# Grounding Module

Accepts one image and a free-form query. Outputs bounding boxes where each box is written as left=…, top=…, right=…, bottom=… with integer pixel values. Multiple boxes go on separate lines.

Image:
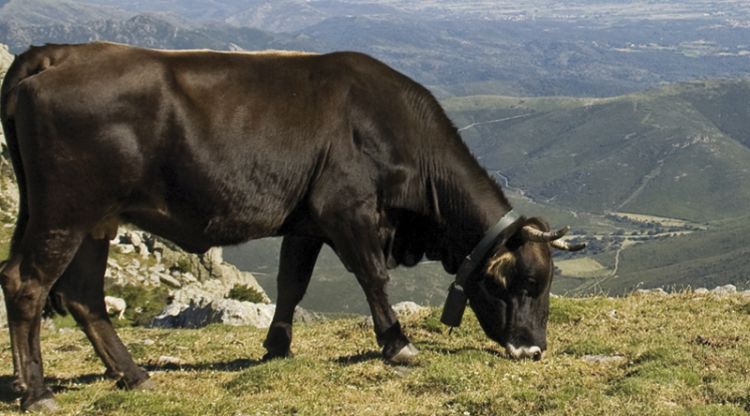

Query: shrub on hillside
left=106, top=284, right=170, bottom=327
left=226, top=284, right=266, bottom=304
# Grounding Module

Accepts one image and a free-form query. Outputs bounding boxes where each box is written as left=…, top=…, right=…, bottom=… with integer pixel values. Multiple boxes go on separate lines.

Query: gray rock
left=711, top=284, right=737, bottom=295
left=159, top=273, right=182, bottom=288
left=149, top=265, right=166, bottom=274
left=392, top=301, right=427, bottom=319
left=583, top=355, right=627, bottom=364
left=118, top=244, right=135, bottom=254
left=151, top=297, right=275, bottom=329
left=0, top=291, right=5, bottom=328
left=182, top=272, right=198, bottom=284
left=155, top=355, right=183, bottom=366
left=635, top=288, right=667, bottom=295
left=148, top=273, right=161, bottom=286
left=137, top=243, right=150, bottom=258
left=362, top=301, right=426, bottom=327
left=203, top=247, right=225, bottom=270
left=293, top=306, right=322, bottom=325
left=694, top=288, right=709, bottom=295
left=213, top=299, right=275, bottom=327
left=129, top=232, right=143, bottom=247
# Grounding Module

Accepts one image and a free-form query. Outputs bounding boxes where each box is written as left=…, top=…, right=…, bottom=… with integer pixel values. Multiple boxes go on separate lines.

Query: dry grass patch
left=0, top=293, right=748, bottom=415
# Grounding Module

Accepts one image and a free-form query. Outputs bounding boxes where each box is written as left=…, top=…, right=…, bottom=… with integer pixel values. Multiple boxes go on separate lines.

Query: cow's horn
left=521, top=225, right=586, bottom=251
left=521, top=225, right=570, bottom=242
left=550, top=239, right=587, bottom=252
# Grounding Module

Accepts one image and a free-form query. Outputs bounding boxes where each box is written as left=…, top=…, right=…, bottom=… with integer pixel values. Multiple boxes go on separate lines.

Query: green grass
left=0, top=293, right=748, bottom=415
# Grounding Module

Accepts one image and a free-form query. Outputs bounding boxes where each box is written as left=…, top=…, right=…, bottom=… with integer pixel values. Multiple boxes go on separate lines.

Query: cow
left=0, top=42, right=584, bottom=412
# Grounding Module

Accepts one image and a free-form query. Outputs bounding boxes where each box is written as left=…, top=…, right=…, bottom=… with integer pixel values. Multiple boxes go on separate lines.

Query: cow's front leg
left=263, top=236, right=322, bottom=360
left=319, top=209, right=418, bottom=363
left=354, top=265, right=418, bottom=363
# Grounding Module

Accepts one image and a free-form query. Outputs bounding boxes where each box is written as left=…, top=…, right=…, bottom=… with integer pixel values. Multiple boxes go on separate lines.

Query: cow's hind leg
left=49, top=235, right=152, bottom=390
left=263, top=236, right=323, bottom=360
left=1, top=227, right=84, bottom=412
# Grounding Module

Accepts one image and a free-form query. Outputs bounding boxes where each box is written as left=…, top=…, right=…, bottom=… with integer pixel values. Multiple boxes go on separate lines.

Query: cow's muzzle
left=506, top=344, right=544, bottom=361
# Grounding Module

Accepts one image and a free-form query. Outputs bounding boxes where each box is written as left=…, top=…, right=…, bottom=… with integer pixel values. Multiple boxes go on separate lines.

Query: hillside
left=446, top=79, right=750, bottom=222
left=0, top=14, right=315, bottom=53
left=0, top=292, right=747, bottom=414
left=443, top=80, right=750, bottom=294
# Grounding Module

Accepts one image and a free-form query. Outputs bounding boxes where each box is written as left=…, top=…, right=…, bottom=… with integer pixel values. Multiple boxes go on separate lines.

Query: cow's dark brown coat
left=1, top=42, right=576, bottom=411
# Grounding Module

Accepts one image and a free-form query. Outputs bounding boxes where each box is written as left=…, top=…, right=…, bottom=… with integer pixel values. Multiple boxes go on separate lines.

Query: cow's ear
left=485, top=251, right=516, bottom=289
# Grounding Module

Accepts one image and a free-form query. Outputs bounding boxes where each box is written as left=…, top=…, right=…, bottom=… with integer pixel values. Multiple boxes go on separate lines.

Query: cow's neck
left=428, top=146, right=513, bottom=265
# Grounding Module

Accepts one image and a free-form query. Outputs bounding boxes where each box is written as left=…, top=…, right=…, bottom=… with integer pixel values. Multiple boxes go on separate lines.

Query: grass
left=555, top=258, right=610, bottom=279
left=0, top=293, right=748, bottom=415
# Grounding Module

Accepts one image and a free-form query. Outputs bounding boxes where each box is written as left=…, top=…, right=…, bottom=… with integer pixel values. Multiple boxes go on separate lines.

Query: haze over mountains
left=1, top=0, right=749, bottom=312
left=2, top=0, right=750, bottom=96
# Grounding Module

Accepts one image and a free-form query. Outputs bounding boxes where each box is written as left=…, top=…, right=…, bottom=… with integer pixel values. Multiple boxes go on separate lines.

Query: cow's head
left=465, top=218, right=584, bottom=360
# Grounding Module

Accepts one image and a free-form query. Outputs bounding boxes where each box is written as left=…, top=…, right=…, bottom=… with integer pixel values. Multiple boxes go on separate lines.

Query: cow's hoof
left=262, top=350, right=293, bottom=361
left=132, top=378, right=156, bottom=391
left=10, top=378, right=27, bottom=395
left=116, top=372, right=152, bottom=390
left=387, top=343, right=419, bottom=364
left=23, top=397, right=59, bottom=413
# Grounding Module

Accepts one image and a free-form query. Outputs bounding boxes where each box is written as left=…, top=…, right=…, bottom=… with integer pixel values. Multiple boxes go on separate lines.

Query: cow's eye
left=482, top=276, right=506, bottom=297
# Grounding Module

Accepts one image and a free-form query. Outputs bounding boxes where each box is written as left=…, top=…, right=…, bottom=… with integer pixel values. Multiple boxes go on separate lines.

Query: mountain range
left=1, top=1, right=749, bottom=312
left=2, top=0, right=750, bottom=97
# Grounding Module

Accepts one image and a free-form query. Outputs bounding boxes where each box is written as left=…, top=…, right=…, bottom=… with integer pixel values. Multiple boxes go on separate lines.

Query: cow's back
left=2, top=42, right=443, bottom=251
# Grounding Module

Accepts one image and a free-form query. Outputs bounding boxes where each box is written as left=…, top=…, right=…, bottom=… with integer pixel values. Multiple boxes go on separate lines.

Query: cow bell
left=440, top=282, right=468, bottom=327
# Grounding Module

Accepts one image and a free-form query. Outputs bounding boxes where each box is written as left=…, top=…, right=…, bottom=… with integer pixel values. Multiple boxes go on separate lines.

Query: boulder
left=583, top=355, right=627, bottom=365
left=711, top=284, right=737, bottom=296
left=392, top=301, right=427, bottom=319
left=0, top=291, right=5, bottom=328
left=151, top=297, right=276, bottom=329
left=362, top=301, right=426, bottom=327
left=635, top=288, right=668, bottom=296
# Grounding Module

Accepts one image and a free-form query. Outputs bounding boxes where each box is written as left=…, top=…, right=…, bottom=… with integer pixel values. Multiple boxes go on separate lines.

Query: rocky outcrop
left=0, top=42, right=275, bottom=329
left=0, top=43, right=17, bottom=209
left=107, top=229, right=268, bottom=300
left=0, top=44, right=12, bottom=150
left=151, top=298, right=278, bottom=329
left=151, top=297, right=319, bottom=329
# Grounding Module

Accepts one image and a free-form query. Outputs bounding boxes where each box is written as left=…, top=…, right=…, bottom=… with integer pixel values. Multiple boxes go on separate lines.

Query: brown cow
left=0, top=42, right=583, bottom=411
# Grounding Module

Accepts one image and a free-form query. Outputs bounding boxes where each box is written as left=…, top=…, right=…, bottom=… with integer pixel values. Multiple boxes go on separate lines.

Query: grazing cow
left=0, top=42, right=584, bottom=411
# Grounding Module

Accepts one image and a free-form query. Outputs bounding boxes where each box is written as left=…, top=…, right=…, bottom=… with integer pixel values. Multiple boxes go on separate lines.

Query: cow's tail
left=0, top=47, right=47, bottom=258
left=2, top=47, right=73, bottom=317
